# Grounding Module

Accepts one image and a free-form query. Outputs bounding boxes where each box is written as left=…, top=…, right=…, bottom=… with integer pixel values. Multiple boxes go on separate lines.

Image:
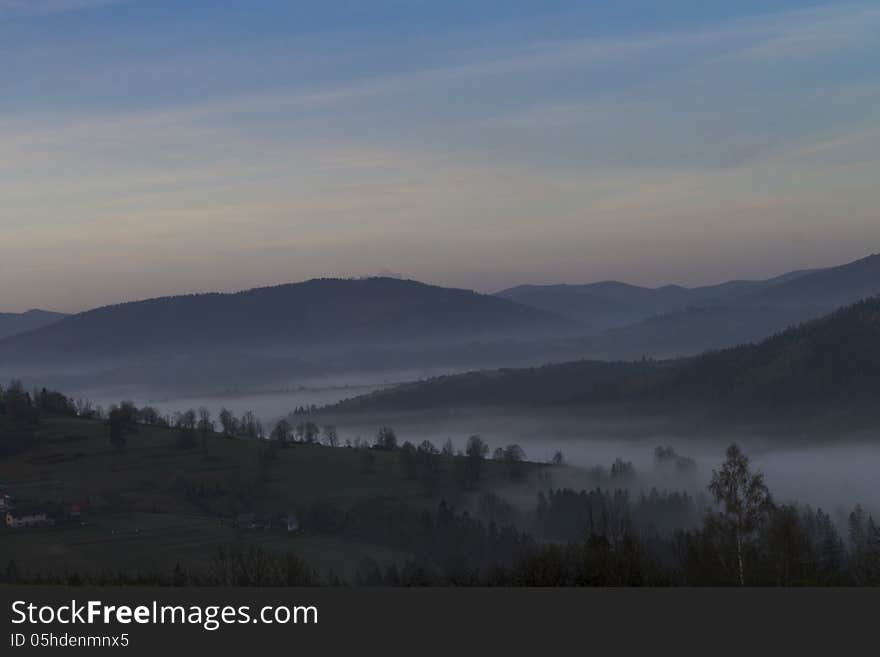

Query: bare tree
left=197, top=407, right=214, bottom=451
left=296, top=421, right=320, bottom=444
left=374, top=426, right=397, bottom=451
left=465, top=435, right=489, bottom=483
left=219, top=407, right=238, bottom=437
left=322, top=425, right=339, bottom=448
left=708, top=444, right=773, bottom=586
left=270, top=418, right=293, bottom=443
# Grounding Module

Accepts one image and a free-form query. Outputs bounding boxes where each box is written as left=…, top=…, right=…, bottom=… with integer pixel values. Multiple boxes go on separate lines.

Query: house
left=6, top=507, right=55, bottom=528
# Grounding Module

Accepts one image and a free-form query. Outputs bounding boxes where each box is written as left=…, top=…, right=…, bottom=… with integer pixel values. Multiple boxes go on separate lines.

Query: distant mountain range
left=0, top=277, right=572, bottom=365
left=327, top=294, right=880, bottom=426
left=0, top=309, right=66, bottom=340
left=499, top=253, right=880, bottom=359
left=495, top=268, right=818, bottom=329
left=3, top=254, right=879, bottom=399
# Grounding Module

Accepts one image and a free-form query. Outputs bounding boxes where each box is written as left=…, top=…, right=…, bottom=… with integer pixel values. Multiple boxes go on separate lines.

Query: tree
left=848, top=504, right=880, bottom=585
left=174, top=409, right=198, bottom=449
left=197, top=407, right=213, bottom=433
left=117, top=400, right=138, bottom=426
left=708, top=444, right=772, bottom=586
left=418, top=440, right=438, bottom=455
left=197, top=407, right=213, bottom=450
left=4, top=379, right=38, bottom=424
left=465, top=435, right=489, bottom=483
left=270, top=419, right=293, bottom=443
left=296, top=421, right=320, bottom=444
left=139, top=405, right=162, bottom=426
left=322, top=425, right=339, bottom=448
left=74, top=398, right=96, bottom=419
left=497, top=444, right=526, bottom=481
left=219, top=407, right=238, bottom=437
left=465, top=435, right=488, bottom=460
left=175, top=409, right=197, bottom=430
left=375, top=426, right=398, bottom=451
left=239, top=410, right=262, bottom=440
left=610, top=458, right=634, bottom=480
left=399, top=441, right=418, bottom=479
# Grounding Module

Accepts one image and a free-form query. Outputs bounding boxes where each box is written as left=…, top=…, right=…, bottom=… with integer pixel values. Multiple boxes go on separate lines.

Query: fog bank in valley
left=325, top=410, right=880, bottom=520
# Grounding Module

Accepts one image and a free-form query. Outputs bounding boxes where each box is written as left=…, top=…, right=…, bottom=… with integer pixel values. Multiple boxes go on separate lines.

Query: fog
left=62, top=378, right=880, bottom=519
left=84, top=382, right=389, bottom=425
left=7, top=366, right=879, bottom=521
left=325, top=410, right=880, bottom=520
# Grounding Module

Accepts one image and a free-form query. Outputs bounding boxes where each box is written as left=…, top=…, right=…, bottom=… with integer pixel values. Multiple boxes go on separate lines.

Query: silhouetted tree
left=270, top=419, right=293, bottom=443
left=375, top=426, right=398, bottom=451
left=708, top=444, right=773, bottom=585
left=322, top=425, right=339, bottom=447
left=219, top=407, right=238, bottom=437
left=465, top=435, right=489, bottom=483
left=296, top=421, right=320, bottom=444
left=197, top=407, right=213, bottom=450
left=399, top=441, right=418, bottom=479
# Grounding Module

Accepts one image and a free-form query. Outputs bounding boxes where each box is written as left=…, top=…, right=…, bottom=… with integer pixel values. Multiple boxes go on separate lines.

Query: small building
left=6, top=507, right=55, bottom=529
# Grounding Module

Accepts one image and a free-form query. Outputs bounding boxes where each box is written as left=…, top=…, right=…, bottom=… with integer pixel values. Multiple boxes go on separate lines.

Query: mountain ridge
left=0, top=277, right=574, bottom=364
left=496, top=254, right=880, bottom=358
left=0, top=309, right=67, bottom=340
left=326, top=293, right=880, bottom=424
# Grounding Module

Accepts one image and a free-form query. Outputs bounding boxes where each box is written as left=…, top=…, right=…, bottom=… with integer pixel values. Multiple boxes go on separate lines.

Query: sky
left=1, top=0, right=878, bottom=312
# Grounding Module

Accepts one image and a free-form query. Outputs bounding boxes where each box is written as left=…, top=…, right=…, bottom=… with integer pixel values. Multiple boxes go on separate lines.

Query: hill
left=327, top=295, right=880, bottom=423
left=494, top=266, right=819, bottom=329
left=498, top=254, right=880, bottom=359
left=0, top=309, right=66, bottom=340
left=587, top=254, right=880, bottom=358
left=495, top=282, right=693, bottom=330
left=0, top=409, right=544, bottom=582
left=0, top=277, right=573, bottom=365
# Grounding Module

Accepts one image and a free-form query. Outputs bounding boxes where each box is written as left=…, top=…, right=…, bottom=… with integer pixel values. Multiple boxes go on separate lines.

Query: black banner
left=1, top=587, right=877, bottom=655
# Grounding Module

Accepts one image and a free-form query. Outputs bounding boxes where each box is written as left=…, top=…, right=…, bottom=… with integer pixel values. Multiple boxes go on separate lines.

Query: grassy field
left=0, top=415, right=542, bottom=581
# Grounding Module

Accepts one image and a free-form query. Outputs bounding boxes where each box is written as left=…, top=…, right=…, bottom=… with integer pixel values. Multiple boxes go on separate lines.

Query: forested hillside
left=329, top=295, right=880, bottom=421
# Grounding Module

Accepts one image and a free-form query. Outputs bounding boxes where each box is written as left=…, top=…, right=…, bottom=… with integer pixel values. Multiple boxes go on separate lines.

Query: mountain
left=495, top=282, right=693, bottom=330
left=587, top=254, right=880, bottom=358
left=496, top=254, right=880, bottom=359
left=0, top=277, right=574, bottom=365
left=327, top=295, right=880, bottom=423
left=0, top=309, right=66, bottom=340
left=494, top=267, right=818, bottom=329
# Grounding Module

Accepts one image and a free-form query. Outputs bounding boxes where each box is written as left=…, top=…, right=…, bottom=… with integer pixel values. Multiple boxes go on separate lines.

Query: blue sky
left=1, top=1, right=878, bottom=311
